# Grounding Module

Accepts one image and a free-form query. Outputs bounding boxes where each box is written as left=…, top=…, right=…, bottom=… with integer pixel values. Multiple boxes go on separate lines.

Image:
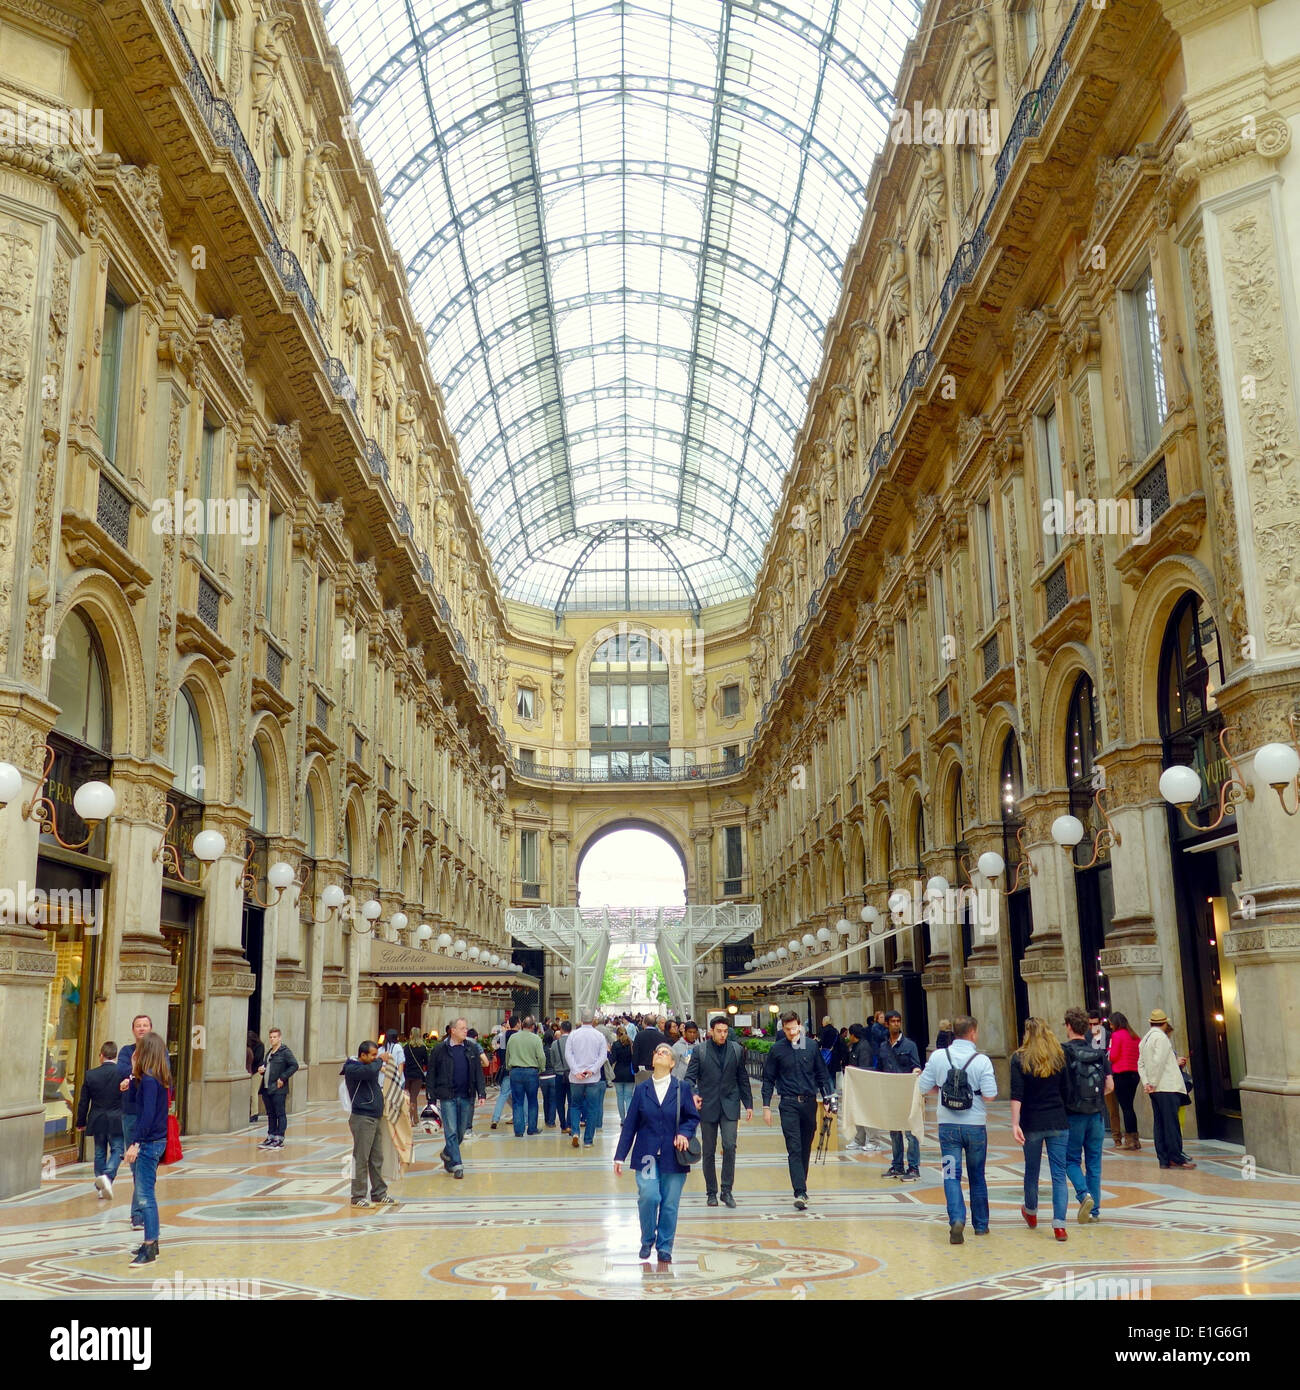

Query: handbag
left=1178, top=1066, right=1194, bottom=1107
left=674, top=1081, right=703, bottom=1166
left=162, top=1113, right=183, bottom=1165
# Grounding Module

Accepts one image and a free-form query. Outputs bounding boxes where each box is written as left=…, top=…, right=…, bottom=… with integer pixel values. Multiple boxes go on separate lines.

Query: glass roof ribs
left=324, top=0, right=923, bottom=608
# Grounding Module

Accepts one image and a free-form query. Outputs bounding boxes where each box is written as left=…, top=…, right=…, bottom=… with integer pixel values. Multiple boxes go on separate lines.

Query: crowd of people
left=67, top=1000, right=1200, bottom=1266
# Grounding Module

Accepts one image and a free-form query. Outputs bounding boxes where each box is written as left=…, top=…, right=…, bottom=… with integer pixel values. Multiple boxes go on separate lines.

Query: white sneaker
left=95, top=1174, right=113, bottom=1199
left=845, top=1141, right=863, bottom=1152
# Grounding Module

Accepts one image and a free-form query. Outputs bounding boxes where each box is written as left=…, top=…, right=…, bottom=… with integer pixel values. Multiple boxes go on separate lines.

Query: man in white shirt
left=565, top=1008, right=609, bottom=1148
left=917, top=1015, right=998, bottom=1244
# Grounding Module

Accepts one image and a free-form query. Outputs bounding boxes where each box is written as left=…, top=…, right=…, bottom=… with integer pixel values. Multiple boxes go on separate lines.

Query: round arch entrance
left=575, top=819, right=689, bottom=906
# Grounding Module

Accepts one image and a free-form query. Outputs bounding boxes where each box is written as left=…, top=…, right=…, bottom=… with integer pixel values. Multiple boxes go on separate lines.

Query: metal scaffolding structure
left=504, top=904, right=761, bottom=1021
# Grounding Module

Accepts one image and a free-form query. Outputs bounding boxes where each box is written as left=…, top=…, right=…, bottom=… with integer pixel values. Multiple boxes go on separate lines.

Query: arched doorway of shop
left=576, top=823, right=687, bottom=1016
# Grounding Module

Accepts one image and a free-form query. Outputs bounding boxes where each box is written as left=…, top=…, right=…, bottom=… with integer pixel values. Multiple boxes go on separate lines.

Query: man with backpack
left=918, top=1015, right=999, bottom=1244
left=1063, top=1007, right=1114, bottom=1222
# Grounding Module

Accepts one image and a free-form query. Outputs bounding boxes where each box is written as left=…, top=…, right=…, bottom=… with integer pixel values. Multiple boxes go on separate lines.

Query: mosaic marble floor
left=3, top=1092, right=1298, bottom=1300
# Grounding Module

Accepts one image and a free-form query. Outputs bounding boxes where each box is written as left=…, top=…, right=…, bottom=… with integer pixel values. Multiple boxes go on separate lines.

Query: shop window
left=1159, top=592, right=1226, bottom=828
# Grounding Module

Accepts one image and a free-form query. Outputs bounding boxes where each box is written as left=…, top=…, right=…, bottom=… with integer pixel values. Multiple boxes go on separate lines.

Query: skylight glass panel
left=326, top=0, right=920, bottom=609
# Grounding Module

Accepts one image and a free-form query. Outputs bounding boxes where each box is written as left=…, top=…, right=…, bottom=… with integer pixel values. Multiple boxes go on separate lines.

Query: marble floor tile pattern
left=2, top=1094, right=1297, bottom=1300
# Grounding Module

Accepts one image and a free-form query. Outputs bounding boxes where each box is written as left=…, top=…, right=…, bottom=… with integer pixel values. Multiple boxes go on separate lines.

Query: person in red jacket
left=1107, top=1013, right=1142, bottom=1150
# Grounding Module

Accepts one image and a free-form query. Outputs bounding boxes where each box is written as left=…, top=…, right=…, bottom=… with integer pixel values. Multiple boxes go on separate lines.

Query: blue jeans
left=614, top=1082, right=635, bottom=1123
left=510, top=1068, right=540, bottom=1135
left=938, top=1123, right=989, bottom=1232
left=1066, top=1111, right=1105, bottom=1213
left=120, top=1112, right=136, bottom=1149
left=594, top=1078, right=607, bottom=1129
left=264, top=1087, right=287, bottom=1138
left=554, top=1075, right=570, bottom=1129
left=635, top=1166, right=687, bottom=1258
left=491, top=1077, right=512, bottom=1124
left=1023, top=1129, right=1069, bottom=1226
left=129, top=1138, right=166, bottom=1243
left=890, top=1130, right=920, bottom=1171
left=569, top=1082, right=599, bottom=1144
left=541, top=1076, right=557, bottom=1125
left=441, top=1096, right=473, bottom=1170
left=93, top=1132, right=124, bottom=1181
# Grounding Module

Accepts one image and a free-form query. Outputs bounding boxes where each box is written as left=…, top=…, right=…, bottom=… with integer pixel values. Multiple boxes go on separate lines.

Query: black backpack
left=1065, top=1041, right=1107, bottom=1114
left=939, top=1048, right=977, bottom=1111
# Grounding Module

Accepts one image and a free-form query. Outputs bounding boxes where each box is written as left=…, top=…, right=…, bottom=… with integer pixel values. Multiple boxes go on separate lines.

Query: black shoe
left=638, top=1245, right=652, bottom=1260
left=129, top=1243, right=158, bottom=1267
left=793, top=1194, right=808, bottom=1211
left=721, top=1192, right=737, bottom=1208
left=490, top=1122, right=498, bottom=1130
left=351, top=1198, right=371, bottom=1207
left=452, top=1167, right=464, bottom=1179
left=883, top=1167, right=904, bottom=1179
left=900, top=1168, right=921, bottom=1182
left=657, top=1253, right=672, bottom=1264
left=706, top=1193, right=719, bottom=1207
left=374, top=1195, right=398, bottom=1205
left=258, top=1138, right=275, bottom=1148
left=949, top=1221, right=965, bottom=1244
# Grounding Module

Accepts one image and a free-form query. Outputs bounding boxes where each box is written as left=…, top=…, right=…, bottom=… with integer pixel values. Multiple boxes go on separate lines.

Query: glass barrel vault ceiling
left=323, top=0, right=921, bottom=611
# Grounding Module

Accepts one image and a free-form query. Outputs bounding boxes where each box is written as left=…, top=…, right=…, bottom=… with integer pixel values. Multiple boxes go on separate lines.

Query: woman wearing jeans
left=610, top=1027, right=636, bottom=1123
left=1010, top=1018, right=1071, bottom=1242
left=124, top=1032, right=171, bottom=1267
left=613, top=1043, right=699, bottom=1264
left=1108, top=1013, right=1143, bottom=1149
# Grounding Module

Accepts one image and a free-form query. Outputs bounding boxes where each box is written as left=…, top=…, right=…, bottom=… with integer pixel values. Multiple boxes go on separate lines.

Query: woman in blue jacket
left=613, top=1042, right=700, bottom=1264
left=124, top=1032, right=171, bottom=1267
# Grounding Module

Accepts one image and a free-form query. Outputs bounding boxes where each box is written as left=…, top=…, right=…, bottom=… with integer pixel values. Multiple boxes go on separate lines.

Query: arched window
left=171, top=688, right=204, bottom=801
left=50, top=610, right=111, bottom=751
left=1159, top=593, right=1226, bottom=827
left=588, top=630, right=670, bottom=778
left=1065, top=674, right=1099, bottom=861
left=303, top=783, right=317, bottom=859
left=1000, top=731, right=1024, bottom=879
left=249, top=743, right=269, bottom=834
left=913, top=803, right=925, bottom=874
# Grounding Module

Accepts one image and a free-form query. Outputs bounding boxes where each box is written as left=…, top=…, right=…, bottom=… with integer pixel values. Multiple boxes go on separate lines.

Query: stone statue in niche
left=250, top=13, right=294, bottom=149
left=340, top=247, right=371, bottom=338
left=550, top=672, right=566, bottom=714
left=882, top=237, right=910, bottom=323
left=692, top=673, right=707, bottom=714
left=962, top=6, right=999, bottom=103
left=396, top=391, right=418, bottom=472
left=301, top=139, right=338, bottom=241
left=920, top=141, right=946, bottom=225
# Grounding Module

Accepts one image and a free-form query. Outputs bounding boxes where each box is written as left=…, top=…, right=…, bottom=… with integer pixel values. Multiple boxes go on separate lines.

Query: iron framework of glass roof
left=324, top=0, right=921, bottom=611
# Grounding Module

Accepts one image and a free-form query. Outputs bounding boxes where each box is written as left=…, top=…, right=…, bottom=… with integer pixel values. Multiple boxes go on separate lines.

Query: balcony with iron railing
left=512, top=757, right=746, bottom=784
left=752, top=0, right=1090, bottom=751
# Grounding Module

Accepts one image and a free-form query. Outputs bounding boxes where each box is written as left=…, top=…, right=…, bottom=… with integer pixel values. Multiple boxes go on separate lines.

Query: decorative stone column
left=962, top=827, right=1017, bottom=1091
left=1017, top=797, right=1076, bottom=1027
left=919, top=850, right=963, bottom=1046
left=1093, top=747, right=1186, bottom=1137
left=1220, top=696, right=1300, bottom=1173
left=194, top=809, right=254, bottom=1136
left=308, top=857, right=348, bottom=1101
left=105, top=763, right=178, bottom=1054
left=0, top=698, right=57, bottom=1197
left=266, top=837, right=309, bottom=1114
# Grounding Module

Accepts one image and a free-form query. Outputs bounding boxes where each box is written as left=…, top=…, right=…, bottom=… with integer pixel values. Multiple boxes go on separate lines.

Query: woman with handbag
left=612, top=1042, right=700, bottom=1264
left=123, top=1032, right=172, bottom=1267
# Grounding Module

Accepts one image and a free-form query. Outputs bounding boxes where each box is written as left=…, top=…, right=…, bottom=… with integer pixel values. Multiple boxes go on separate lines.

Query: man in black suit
left=632, top=1014, right=667, bottom=1081
left=685, top=1015, right=754, bottom=1208
left=76, top=1041, right=125, bottom=1200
